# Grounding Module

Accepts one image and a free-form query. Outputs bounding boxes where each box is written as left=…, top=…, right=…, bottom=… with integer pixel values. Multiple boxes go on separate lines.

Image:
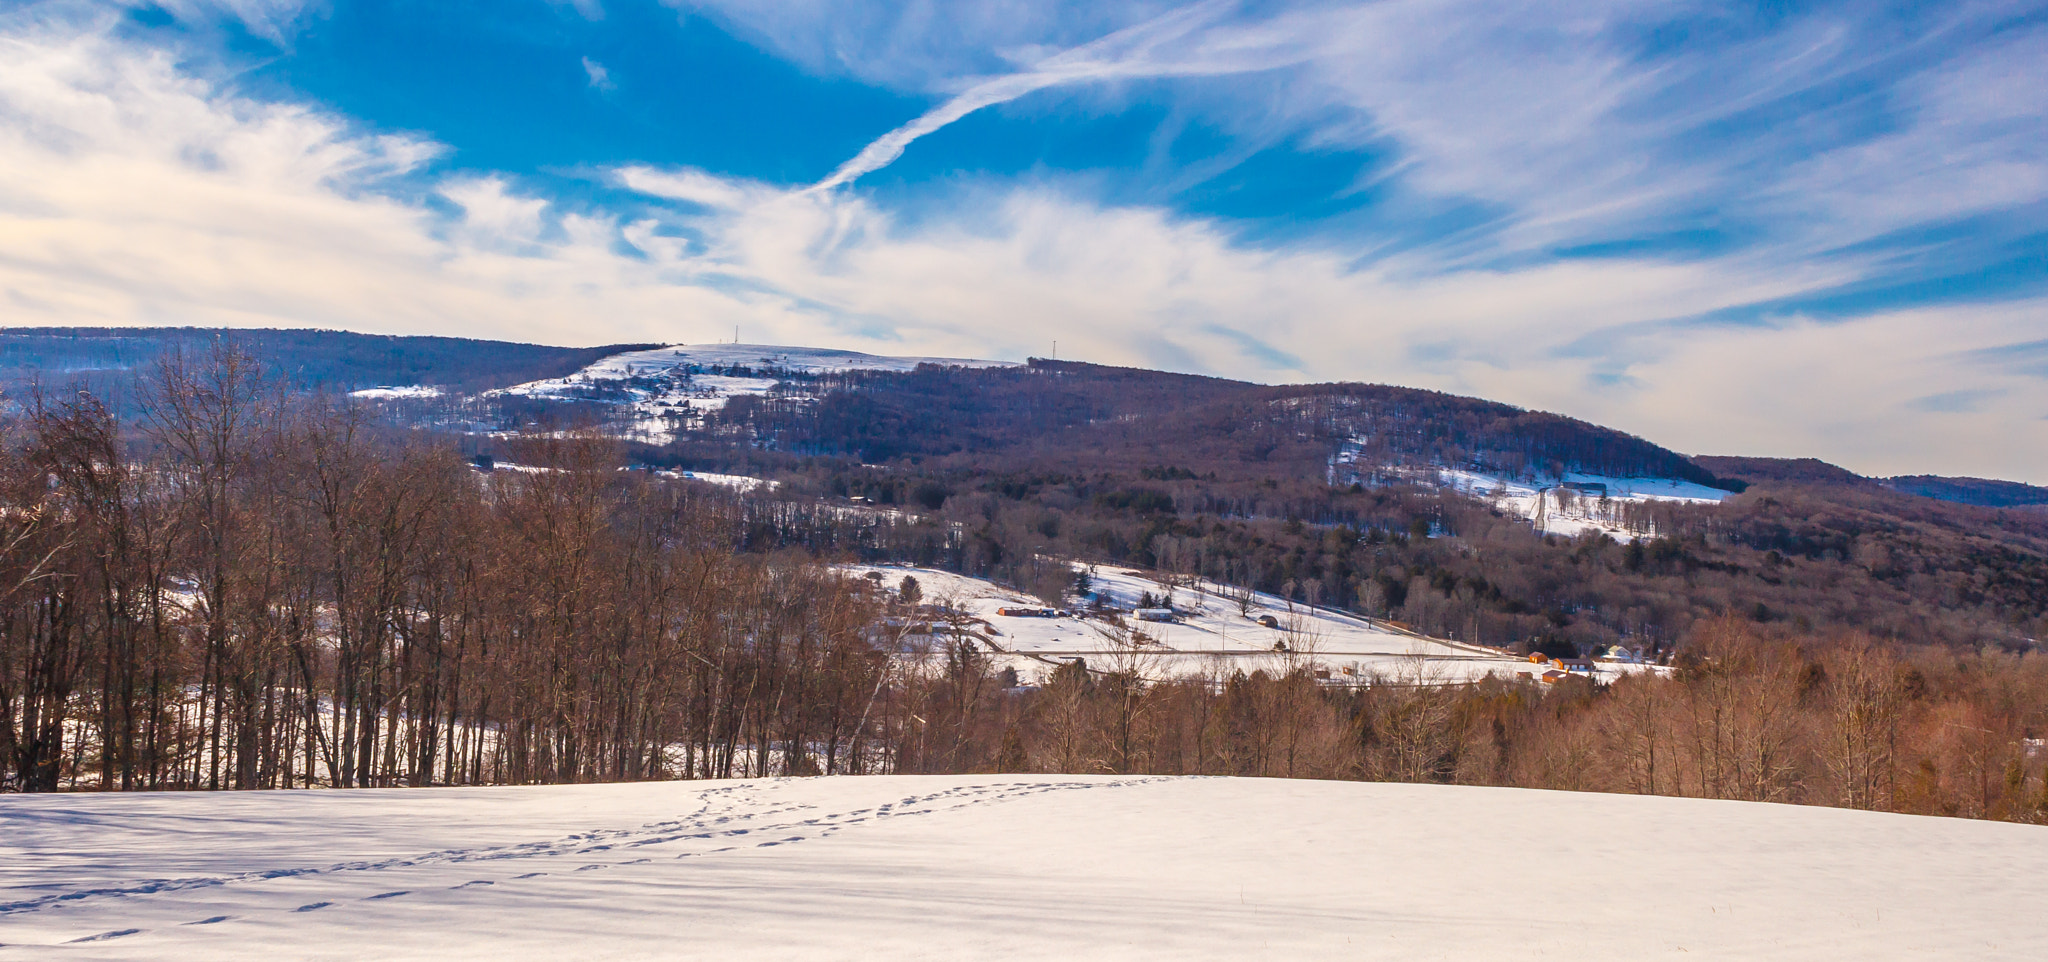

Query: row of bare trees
left=1, top=349, right=887, bottom=791
left=902, top=616, right=2047, bottom=823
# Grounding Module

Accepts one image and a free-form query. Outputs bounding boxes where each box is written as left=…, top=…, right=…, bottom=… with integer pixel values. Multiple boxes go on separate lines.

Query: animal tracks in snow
left=0, top=783, right=757, bottom=917
left=0, top=777, right=1156, bottom=951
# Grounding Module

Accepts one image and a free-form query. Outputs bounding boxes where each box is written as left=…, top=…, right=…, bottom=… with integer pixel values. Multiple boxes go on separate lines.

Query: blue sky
left=2, top=0, right=2045, bottom=481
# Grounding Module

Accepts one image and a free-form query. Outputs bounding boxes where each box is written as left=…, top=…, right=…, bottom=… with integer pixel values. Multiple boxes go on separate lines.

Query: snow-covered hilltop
left=4, top=776, right=2041, bottom=960
left=490, top=344, right=1016, bottom=444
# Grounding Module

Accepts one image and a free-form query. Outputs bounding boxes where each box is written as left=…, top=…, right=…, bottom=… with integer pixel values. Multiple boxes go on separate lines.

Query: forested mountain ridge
left=11, top=328, right=2030, bottom=510
left=1698, top=455, right=2048, bottom=509
left=26, top=335, right=1707, bottom=487
left=707, top=360, right=1741, bottom=489
left=5, top=329, right=2044, bottom=657
left=0, top=327, right=657, bottom=400
left=1883, top=475, right=2048, bottom=508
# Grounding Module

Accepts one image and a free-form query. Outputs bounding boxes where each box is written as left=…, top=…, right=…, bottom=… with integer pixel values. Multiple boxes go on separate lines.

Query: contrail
left=808, top=0, right=1293, bottom=193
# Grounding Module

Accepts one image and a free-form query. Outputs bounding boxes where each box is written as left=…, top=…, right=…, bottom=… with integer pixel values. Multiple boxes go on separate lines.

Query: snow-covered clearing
left=1326, top=439, right=1732, bottom=544
left=651, top=468, right=780, bottom=492
left=1432, top=467, right=1730, bottom=542
left=3, top=775, right=2040, bottom=960
left=491, top=344, right=1016, bottom=444
left=845, top=565, right=1646, bottom=684
left=347, top=386, right=443, bottom=400
left=473, top=461, right=554, bottom=474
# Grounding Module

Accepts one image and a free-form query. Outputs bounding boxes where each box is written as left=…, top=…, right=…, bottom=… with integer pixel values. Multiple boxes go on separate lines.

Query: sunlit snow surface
left=3, top=776, right=2043, bottom=960
left=846, top=565, right=1652, bottom=683
left=347, top=386, right=443, bottom=399
left=492, top=344, right=1017, bottom=444
left=1431, top=468, right=1730, bottom=542
left=658, top=469, right=780, bottom=492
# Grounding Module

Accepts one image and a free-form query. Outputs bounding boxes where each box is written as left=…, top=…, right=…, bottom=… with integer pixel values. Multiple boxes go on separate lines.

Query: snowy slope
left=491, top=344, right=1016, bottom=444
left=847, top=565, right=1643, bottom=684
left=1432, top=468, right=1730, bottom=542
left=4, top=776, right=2043, bottom=960
left=1328, top=434, right=1733, bottom=544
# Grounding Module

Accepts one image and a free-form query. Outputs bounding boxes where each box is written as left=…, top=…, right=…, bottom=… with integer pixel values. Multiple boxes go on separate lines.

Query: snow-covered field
left=847, top=565, right=1646, bottom=684
left=4, top=776, right=2041, bottom=960
left=347, top=386, right=443, bottom=400
left=491, top=344, right=1016, bottom=444
left=655, top=468, right=780, bottom=492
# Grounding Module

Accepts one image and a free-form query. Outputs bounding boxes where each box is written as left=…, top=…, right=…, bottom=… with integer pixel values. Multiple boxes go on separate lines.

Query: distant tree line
left=0, top=328, right=657, bottom=405
left=893, top=615, right=2048, bottom=823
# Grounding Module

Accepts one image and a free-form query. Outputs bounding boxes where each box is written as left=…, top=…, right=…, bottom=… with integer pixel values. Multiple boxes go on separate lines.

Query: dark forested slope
left=710, top=360, right=1736, bottom=487
left=651, top=361, right=2048, bottom=654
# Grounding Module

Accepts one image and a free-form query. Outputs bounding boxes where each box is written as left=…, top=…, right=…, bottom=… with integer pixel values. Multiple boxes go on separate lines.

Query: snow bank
left=3, top=776, right=2041, bottom=960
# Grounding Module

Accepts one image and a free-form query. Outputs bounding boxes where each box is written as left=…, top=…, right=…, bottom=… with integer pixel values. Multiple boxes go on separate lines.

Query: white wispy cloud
left=670, top=0, right=1185, bottom=90
left=716, top=0, right=2048, bottom=266
left=582, top=55, right=614, bottom=90
left=809, top=0, right=1306, bottom=190
left=143, top=0, right=323, bottom=44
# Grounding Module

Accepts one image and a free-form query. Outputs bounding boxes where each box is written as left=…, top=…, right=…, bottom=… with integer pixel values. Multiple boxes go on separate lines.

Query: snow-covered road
left=4, top=776, right=2043, bottom=959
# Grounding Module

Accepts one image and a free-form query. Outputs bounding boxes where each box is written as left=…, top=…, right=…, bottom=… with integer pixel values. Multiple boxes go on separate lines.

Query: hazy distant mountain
left=0, top=327, right=657, bottom=400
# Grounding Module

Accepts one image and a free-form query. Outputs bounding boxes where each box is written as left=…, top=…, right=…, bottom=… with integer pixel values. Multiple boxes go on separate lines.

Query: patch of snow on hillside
left=1559, top=471, right=1731, bottom=503
left=349, top=386, right=442, bottom=400
left=655, top=469, right=779, bottom=493
left=1427, top=466, right=1730, bottom=543
left=4, top=776, right=2044, bottom=960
